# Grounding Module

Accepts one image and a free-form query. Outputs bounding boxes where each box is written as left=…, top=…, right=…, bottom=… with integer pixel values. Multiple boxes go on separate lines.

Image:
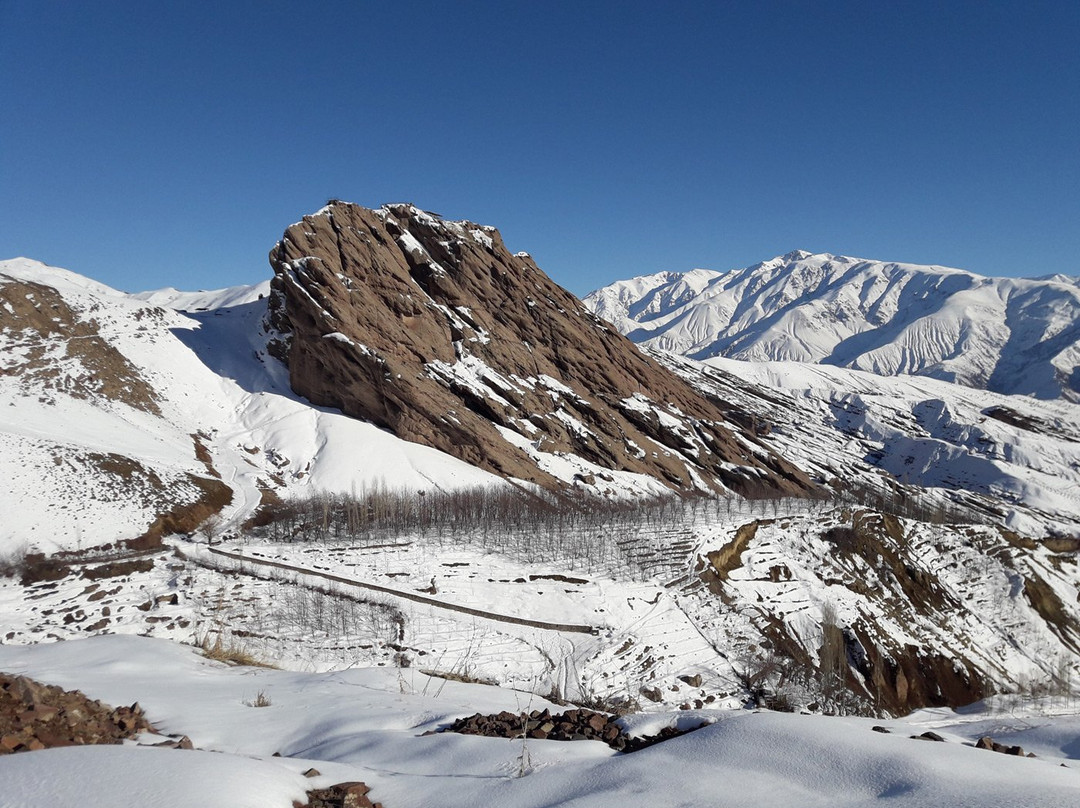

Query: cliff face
left=267, top=202, right=815, bottom=497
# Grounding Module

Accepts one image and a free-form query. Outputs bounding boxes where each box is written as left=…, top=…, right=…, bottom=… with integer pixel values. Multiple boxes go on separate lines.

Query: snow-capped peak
left=584, top=253, right=1080, bottom=402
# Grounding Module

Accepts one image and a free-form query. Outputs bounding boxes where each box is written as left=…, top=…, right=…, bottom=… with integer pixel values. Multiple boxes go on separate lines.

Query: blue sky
left=3, top=1, right=1078, bottom=296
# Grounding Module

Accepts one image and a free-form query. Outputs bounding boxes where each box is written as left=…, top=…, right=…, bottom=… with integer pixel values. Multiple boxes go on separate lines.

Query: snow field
left=2, top=636, right=1080, bottom=807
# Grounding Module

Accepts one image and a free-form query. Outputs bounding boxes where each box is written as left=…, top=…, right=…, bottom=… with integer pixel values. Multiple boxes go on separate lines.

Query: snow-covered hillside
left=0, top=257, right=500, bottom=555
left=584, top=251, right=1080, bottom=401
left=649, top=350, right=1080, bottom=539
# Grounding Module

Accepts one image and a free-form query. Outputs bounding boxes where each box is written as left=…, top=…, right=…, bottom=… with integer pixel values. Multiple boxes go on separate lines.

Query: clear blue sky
left=3, top=1, right=1078, bottom=296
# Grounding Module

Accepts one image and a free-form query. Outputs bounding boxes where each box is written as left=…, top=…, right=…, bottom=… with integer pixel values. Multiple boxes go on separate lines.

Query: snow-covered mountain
left=653, top=350, right=1080, bottom=539
left=265, top=202, right=812, bottom=499
left=584, top=251, right=1080, bottom=401
left=0, top=213, right=814, bottom=557
left=5, top=213, right=1080, bottom=806
left=0, top=256, right=500, bottom=554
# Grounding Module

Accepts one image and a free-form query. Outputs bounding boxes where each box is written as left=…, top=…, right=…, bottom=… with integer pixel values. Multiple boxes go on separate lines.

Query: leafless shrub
left=244, top=690, right=272, bottom=707
left=267, top=581, right=404, bottom=648
left=734, top=646, right=797, bottom=707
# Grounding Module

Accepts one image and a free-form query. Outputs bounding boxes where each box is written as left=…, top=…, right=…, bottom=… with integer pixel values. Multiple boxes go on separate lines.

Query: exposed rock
left=913, top=731, right=946, bottom=742
left=975, top=735, right=1033, bottom=757
left=268, top=202, right=816, bottom=497
left=301, top=781, right=382, bottom=808
left=438, top=707, right=707, bottom=753
left=0, top=673, right=155, bottom=754
left=148, top=734, right=194, bottom=750
left=639, top=686, right=663, bottom=703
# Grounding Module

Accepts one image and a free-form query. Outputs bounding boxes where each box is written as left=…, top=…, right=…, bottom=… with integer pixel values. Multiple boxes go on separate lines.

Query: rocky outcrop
left=439, top=707, right=707, bottom=753
left=302, top=781, right=383, bottom=808
left=0, top=673, right=155, bottom=753
left=268, top=202, right=815, bottom=497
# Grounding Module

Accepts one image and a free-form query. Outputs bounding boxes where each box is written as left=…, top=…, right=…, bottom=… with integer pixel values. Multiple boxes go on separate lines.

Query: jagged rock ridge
left=267, top=202, right=814, bottom=497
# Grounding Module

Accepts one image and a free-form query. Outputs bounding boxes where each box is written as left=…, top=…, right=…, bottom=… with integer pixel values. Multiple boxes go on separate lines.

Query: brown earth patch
left=136, top=473, right=233, bottom=546
left=0, top=277, right=161, bottom=415
left=709, top=521, right=760, bottom=580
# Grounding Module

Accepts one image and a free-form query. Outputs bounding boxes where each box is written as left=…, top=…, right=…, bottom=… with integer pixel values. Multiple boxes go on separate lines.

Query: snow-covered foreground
left=1, top=636, right=1079, bottom=807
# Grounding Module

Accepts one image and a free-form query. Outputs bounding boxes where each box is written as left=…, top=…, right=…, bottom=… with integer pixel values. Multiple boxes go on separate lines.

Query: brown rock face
left=268, top=202, right=814, bottom=497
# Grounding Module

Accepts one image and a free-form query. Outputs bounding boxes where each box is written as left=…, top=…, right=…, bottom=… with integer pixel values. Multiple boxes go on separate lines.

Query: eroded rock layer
left=267, top=202, right=815, bottom=496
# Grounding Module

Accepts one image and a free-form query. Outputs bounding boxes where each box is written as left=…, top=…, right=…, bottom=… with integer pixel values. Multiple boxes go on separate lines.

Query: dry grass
left=198, top=634, right=275, bottom=669
left=244, top=690, right=272, bottom=708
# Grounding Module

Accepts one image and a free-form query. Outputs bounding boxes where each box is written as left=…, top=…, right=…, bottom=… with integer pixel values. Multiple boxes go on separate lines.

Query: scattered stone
left=303, top=767, right=322, bottom=778
left=678, top=674, right=703, bottom=688
left=439, top=707, right=708, bottom=753
left=975, top=735, right=1034, bottom=757
left=913, top=731, right=945, bottom=742
left=148, top=734, right=194, bottom=750
left=872, top=726, right=891, bottom=734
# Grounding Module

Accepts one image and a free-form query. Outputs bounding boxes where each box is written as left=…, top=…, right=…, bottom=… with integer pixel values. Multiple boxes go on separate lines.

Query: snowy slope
left=3, top=636, right=1080, bottom=808
left=0, top=258, right=501, bottom=554
left=584, top=252, right=1080, bottom=401
left=651, top=349, right=1080, bottom=538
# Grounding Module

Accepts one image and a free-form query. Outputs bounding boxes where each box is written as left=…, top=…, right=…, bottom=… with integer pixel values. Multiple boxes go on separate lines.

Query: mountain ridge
left=266, top=202, right=816, bottom=498
left=585, top=251, right=1080, bottom=401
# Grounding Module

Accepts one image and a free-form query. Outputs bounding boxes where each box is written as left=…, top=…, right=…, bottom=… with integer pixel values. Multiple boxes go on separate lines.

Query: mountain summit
left=267, top=202, right=814, bottom=497
left=585, top=252, right=1080, bottom=401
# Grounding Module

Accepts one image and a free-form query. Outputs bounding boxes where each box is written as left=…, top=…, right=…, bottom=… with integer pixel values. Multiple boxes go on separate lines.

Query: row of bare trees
left=252, top=484, right=826, bottom=579
left=248, top=477, right=986, bottom=584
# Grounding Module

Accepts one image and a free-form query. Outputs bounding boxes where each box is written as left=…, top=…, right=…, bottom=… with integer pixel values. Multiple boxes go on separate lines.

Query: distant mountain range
left=584, top=251, right=1080, bottom=402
